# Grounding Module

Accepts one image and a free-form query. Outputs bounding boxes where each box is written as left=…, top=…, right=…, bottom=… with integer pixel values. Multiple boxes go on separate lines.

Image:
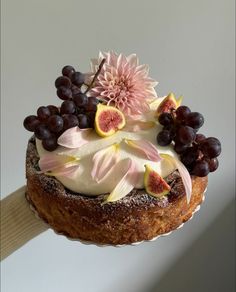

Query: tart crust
left=26, top=138, right=208, bottom=245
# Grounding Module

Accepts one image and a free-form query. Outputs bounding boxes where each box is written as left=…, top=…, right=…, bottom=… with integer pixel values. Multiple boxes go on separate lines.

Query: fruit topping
left=37, top=106, right=51, bottom=121
left=175, top=105, right=191, bottom=122
left=177, top=126, right=196, bottom=145
left=62, top=114, right=79, bottom=130
left=23, top=115, right=40, bottom=132
left=192, top=160, right=209, bottom=177
left=185, top=112, right=204, bottom=129
left=156, top=129, right=172, bottom=146
left=95, top=104, right=126, bottom=137
left=57, top=87, right=73, bottom=100
left=55, top=76, right=72, bottom=89
left=156, top=101, right=221, bottom=177
left=71, top=72, right=85, bottom=87
left=62, top=65, right=75, bottom=78
left=200, top=137, right=221, bottom=158
left=156, top=93, right=182, bottom=117
left=23, top=59, right=106, bottom=151
left=47, top=115, right=64, bottom=133
left=144, top=164, right=171, bottom=198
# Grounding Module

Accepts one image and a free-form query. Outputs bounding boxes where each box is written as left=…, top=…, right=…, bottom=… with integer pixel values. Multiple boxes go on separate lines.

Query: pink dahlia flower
left=89, top=51, right=158, bottom=117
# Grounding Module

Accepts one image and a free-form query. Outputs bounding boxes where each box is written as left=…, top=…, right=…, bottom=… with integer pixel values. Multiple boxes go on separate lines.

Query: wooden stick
left=0, top=186, right=48, bottom=261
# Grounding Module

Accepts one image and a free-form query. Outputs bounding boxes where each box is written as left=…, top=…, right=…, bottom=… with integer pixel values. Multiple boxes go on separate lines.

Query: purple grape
left=23, top=115, right=40, bottom=132
left=71, top=72, right=85, bottom=86
left=73, top=93, right=88, bottom=108
left=35, top=124, right=51, bottom=140
left=195, top=133, right=206, bottom=144
left=57, top=87, right=72, bottom=100
left=60, top=100, right=76, bottom=115
left=192, top=160, right=209, bottom=177
left=181, top=147, right=199, bottom=166
left=47, top=115, right=64, bottom=133
left=87, top=111, right=96, bottom=127
left=177, top=126, right=196, bottom=145
left=47, top=105, right=59, bottom=115
left=185, top=112, right=204, bottom=129
left=85, top=97, right=99, bottom=112
left=164, top=124, right=176, bottom=139
left=200, top=137, right=221, bottom=158
left=42, top=135, right=58, bottom=151
left=55, top=76, right=71, bottom=88
left=62, top=65, right=75, bottom=78
left=63, top=114, right=79, bottom=130
left=158, top=112, right=173, bottom=126
left=37, top=106, right=51, bottom=121
left=71, top=85, right=81, bottom=96
left=175, top=106, right=191, bottom=121
left=208, top=157, right=219, bottom=172
left=174, top=142, right=188, bottom=154
left=156, top=130, right=172, bottom=146
left=78, top=114, right=89, bottom=129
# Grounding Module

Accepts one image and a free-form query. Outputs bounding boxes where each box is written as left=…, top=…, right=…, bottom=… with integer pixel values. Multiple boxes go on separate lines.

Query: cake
left=23, top=52, right=221, bottom=245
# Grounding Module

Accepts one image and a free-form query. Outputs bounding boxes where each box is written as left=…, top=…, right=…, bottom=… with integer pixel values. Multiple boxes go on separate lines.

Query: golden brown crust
left=26, top=138, right=208, bottom=245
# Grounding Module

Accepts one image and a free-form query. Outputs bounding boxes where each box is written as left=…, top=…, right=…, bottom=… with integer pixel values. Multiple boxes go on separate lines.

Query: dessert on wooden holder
left=1, top=52, right=221, bottom=259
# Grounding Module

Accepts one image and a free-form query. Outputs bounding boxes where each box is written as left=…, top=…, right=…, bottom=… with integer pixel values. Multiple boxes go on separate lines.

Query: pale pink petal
left=39, top=153, right=80, bottom=173
left=127, top=54, right=138, bottom=67
left=160, top=154, right=192, bottom=204
left=125, top=139, right=161, bottom=162
left=124, top=120, right=155, bottom=132
left=57, top=126, right=92, bottom=149
left=91, top=144, right=120, bottom=182
left=45, top=164, right=79, bottom=178
left=38, top=153, right=80, bottom=178
left=104, top=158, right=139, bottom=203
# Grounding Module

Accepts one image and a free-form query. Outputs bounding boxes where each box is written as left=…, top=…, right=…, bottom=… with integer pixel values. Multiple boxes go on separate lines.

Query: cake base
left=26, top=138, right=208, bottom=245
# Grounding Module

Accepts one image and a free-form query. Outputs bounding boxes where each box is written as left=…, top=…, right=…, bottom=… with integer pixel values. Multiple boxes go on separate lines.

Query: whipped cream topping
left=36, top=100, right=178, bottom=196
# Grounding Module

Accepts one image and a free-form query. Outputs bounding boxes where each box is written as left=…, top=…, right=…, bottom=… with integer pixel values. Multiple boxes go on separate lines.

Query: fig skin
left=156, top=93, right=182, bottom=118
left=95, top=104, right=126, bottom=137
left=144, top=165, right=171, bottom=198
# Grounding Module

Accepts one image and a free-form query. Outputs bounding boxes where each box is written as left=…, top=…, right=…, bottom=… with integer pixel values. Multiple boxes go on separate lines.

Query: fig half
left=144, top=164, right=171, bottom=198
left=95, top=104, right=126, bottom=137
left=156, top=93, right=182, bottom=118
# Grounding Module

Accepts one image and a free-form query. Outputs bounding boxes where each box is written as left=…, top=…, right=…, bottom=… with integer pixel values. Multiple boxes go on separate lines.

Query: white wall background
left=1, top=0, right=235, bottom=291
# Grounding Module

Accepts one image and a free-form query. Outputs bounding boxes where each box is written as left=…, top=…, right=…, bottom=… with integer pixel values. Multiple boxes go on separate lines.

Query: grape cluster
left=157, top=106, right=221, bottom=177
left=24, top=65, right=99, bottom=151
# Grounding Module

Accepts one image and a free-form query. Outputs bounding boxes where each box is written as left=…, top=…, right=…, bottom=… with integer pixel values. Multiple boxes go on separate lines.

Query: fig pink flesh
left=98, top=110, right=123, bottom=132
left=148, top=171, right=168, bottom=194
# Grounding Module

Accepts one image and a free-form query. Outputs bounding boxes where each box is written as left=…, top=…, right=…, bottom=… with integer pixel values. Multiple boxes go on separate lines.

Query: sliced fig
left=156, top=93, right=182, bottom=118
left=144, top=164, right=171, bottom=198
left=95, top=104, right=126, bottom=137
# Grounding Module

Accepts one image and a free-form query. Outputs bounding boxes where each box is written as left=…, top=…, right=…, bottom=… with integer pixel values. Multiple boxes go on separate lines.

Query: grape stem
left=85, top=58, right=106, bottom=94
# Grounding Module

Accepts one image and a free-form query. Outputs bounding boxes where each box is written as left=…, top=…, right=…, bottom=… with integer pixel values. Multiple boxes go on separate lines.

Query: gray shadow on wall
left=147, top=200, right=236, bottom=292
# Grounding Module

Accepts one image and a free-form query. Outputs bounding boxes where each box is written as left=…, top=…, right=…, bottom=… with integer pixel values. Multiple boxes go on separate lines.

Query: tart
left=24, top=51, right=221, bottom=245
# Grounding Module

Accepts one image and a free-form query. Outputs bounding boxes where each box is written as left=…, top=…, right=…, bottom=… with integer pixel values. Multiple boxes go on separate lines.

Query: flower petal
left=91, top=143, right=120, bottom=182
left=160, top=154, right=192, bottom=204
left=45, top=164, right=79, bottom=178
left=89, top=51, right=158, bottom=118
left=125, top=139, right=161, bottom=162
left=57, top=126, right=92, bottom=149
left=104, top=158, right=138, bottom=203
left=124, top=120, right=155, bottom=132
left=39, top=153, right=80, bottom=173
left=127, top=54, right=138, bottom=67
